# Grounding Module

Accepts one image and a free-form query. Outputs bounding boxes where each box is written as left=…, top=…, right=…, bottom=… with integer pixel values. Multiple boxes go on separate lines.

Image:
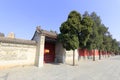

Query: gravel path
left=0, top=56, right=120, bottom=80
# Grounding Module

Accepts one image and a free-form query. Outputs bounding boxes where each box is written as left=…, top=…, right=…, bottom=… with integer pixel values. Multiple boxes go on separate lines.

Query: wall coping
left=0, top=37, right=36, bottom=45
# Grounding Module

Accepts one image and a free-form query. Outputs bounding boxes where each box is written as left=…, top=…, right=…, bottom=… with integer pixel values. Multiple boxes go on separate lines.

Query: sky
left=0, top=0, right=120, bottom=41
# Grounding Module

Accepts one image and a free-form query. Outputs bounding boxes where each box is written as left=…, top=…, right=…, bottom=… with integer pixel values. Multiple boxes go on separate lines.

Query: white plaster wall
left=55, top=43, right=65, bottom=63
left=0, top=42, right=36, bottom=69
left=65, top=49, right=79, bottom=65
left=37, top=35, right=45, bottom=67
left=55, top=43, right=79, bottom=64
left=33, top=33, right=45, bottom=67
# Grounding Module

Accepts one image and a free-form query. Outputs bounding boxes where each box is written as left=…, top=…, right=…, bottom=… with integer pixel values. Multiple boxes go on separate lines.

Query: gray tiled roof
left=36, top=27, right=57, bottom=39
left=0, top=37, right=36, bottom=45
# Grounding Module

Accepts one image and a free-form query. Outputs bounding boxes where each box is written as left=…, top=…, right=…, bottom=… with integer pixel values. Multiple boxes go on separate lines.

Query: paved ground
left=0, top=56, right=120, bottom=80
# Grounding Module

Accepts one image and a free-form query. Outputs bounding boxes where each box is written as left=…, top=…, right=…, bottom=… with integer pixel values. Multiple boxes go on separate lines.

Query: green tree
left=84, top=12, right=102, bottom=61
left=77, top=12, right=93, bottom=62
left=97, top=24, right=107, bottom=59
left=58, top=11, right=81, bottom=66
left=79, top=16, right=93, bottom=48
left=111, top=39, right=119, bottom=55
left=82, top=11, right=89, bottom=17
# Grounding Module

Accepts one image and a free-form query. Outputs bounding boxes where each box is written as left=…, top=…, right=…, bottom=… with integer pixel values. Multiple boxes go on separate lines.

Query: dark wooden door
left=44, top=42, right=55, bottom=63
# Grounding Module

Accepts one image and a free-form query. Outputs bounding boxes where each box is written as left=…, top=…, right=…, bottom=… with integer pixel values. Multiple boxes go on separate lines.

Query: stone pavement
left=0, top=56, right=120, bottom=80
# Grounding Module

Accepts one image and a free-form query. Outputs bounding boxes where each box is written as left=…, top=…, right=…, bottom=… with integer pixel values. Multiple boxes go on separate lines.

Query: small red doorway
left=44, top=42, right=55, bottom=63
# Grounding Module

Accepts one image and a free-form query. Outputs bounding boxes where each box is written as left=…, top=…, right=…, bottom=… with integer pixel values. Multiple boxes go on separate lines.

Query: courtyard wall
left=0, top=37, right=36, bottom=69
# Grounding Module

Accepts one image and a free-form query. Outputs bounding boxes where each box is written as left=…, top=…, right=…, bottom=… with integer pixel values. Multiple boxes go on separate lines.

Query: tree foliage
left=58, top=33, right=79, bottom=50
left=79, top=16, right=93, bottom=48
left=58, top=11, right=81, bottom=51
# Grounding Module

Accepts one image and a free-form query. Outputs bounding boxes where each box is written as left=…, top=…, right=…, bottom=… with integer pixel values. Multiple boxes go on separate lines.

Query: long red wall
left=78, top=49, right=99, bottom=56
left=78, top=49, right=112, bottom=57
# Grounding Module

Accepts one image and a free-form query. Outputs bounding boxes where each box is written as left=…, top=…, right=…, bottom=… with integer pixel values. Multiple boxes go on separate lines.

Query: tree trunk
left=93, top=50, right=95, bottom=61
left=88, top=50, right=90, bottom=59
left=108, top=51, right=110, bottom=57
left=105, top=51, right=107, bottom=58
left=73, top=50, right=75, bottom=66
left=99, top=50, right=101, bottom=60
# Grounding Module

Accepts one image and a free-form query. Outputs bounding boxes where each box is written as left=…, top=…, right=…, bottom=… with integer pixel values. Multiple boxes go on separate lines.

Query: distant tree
left=118, top=42, right=120, bottom=55
left=83, top=12, right=101, bottom=61
left=79, top=16, right=93, bottom=48
left=82, top=11, right=89, bottom=17
left=111, top=39, right=119, bottom=55
left=97, top=24, right=107, bottom=59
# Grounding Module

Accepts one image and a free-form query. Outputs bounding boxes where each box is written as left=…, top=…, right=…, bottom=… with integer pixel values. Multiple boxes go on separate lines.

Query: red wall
left=79, top=49, right=99, bottom=57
